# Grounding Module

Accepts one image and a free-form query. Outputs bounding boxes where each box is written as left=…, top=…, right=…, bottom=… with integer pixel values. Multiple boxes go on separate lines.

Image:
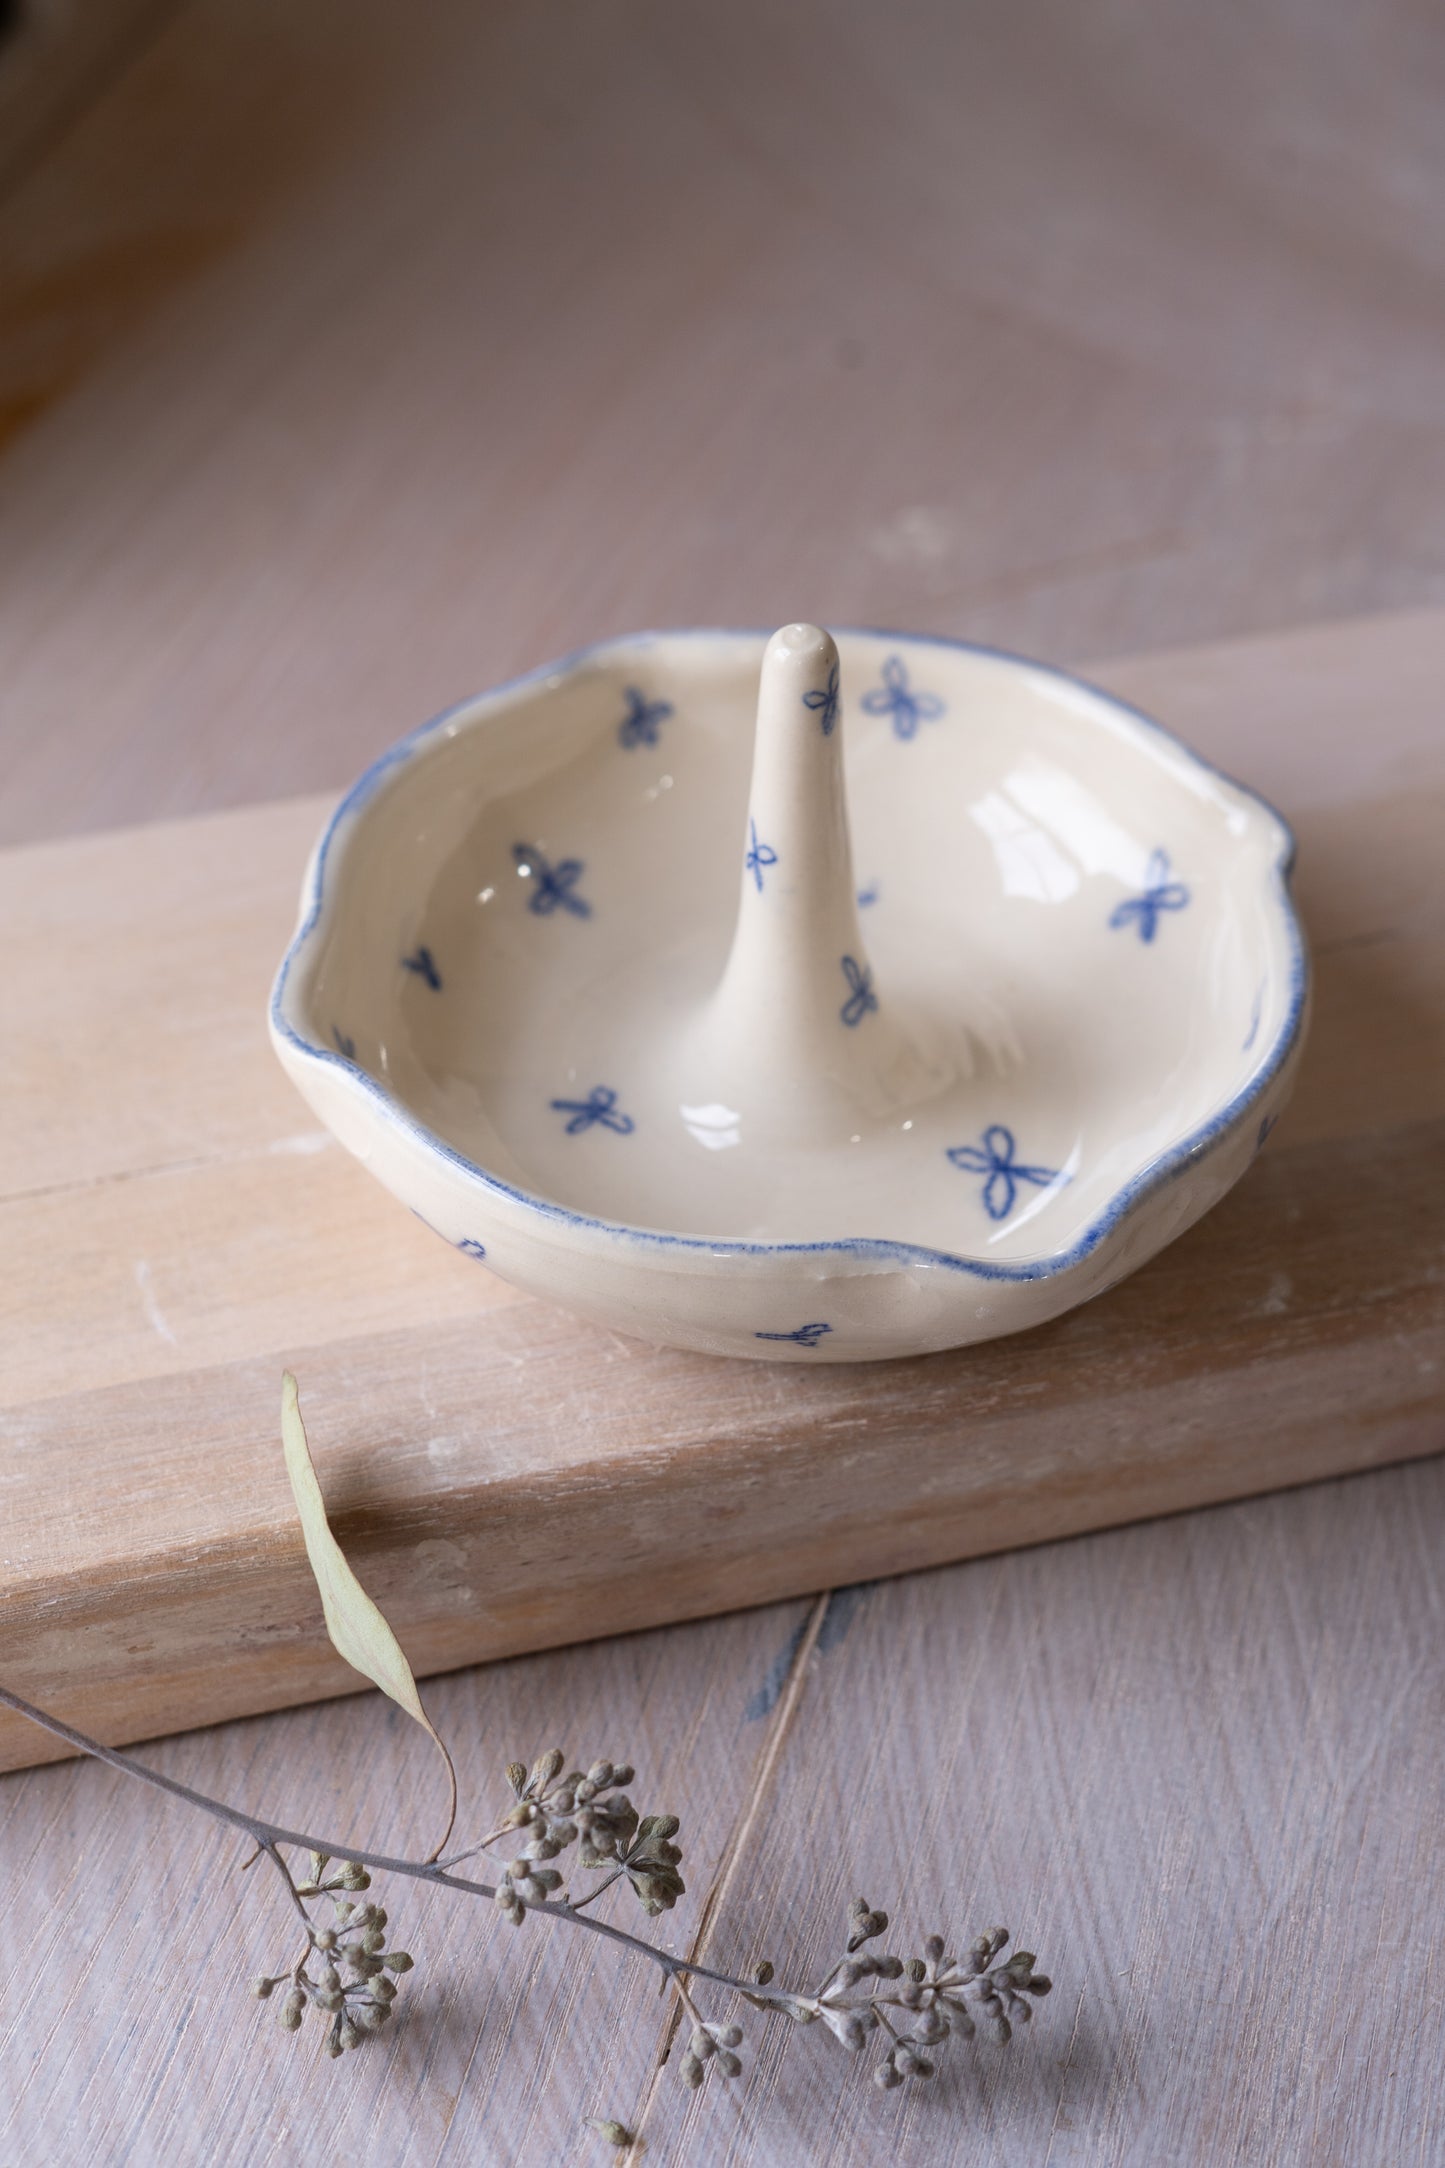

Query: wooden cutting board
left=3, top=607, right=1442, bottom=1773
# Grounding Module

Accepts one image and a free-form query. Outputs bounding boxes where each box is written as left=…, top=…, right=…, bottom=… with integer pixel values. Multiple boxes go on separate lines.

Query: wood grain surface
left=1, top=1, right=1443, bottom=2163
left=4, top=0, right=1445, bottom=846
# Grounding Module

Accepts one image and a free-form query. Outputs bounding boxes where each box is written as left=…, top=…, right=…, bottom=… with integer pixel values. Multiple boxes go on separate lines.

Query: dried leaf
left=280, top=1370, right=457, bottom=1858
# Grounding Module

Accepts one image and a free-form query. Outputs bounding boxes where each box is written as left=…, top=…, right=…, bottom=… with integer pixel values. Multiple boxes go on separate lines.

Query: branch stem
left=263, top=1842, right=315, bottom=1932
left=0, top=1683, right=800, bottom=2008
left=567, top=1867, right=625, bottom=1912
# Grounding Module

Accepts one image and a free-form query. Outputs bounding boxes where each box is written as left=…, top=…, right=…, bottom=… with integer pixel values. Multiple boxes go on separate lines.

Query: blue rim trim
left=269, top=626, right=1308, bottom=1284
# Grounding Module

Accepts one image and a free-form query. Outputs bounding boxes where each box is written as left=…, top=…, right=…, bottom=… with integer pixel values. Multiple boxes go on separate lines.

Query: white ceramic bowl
left=270, top=628, right=1307, bottom=1361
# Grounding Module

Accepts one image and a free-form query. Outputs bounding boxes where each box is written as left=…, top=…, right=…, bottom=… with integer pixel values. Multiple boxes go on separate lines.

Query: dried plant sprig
left=0, top=1681, right=1049, bottom=2111
left=247, top=1847, right=413, bottom=2055
left=0, top=1373, right=1053, bottom=2114
left=805, top=1909, right=1053, bottom=2090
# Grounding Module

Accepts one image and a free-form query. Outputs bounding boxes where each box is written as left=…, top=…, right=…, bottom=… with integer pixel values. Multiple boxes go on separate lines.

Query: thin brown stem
left=567, top=1867, right=625, bottom=1912
left=436, top=1825, right=513, bottom=1872
left=263, top=1841, right=315, bottom=1932
left=0, top=1682, right=802, bottom=2009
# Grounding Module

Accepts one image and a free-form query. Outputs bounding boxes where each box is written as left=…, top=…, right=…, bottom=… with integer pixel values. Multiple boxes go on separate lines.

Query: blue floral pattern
left=618, top=686, right=673, bottom=749
left=514, top=843, right=591, bottom=918
left=839, top=954, right=877, bottom=1027
left=861, top=655, right=944, bottom=741
left=947, top=1124, right=1062, bottom=1222
left=802, top=661, right=840, bottom=735
left=457, top=1237, right=488, bottom=1259
left=549, top=1085, right=634, bottom=1135
left=1109, top=849, right=1190, bottom=944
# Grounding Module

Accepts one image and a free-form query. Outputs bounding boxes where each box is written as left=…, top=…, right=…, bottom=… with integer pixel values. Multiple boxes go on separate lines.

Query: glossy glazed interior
left=282, top=631, right=1297, bottom=1266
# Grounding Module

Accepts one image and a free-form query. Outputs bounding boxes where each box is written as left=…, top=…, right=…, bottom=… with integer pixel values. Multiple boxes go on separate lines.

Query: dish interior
left=287, top=632, right=1295, bottom=1258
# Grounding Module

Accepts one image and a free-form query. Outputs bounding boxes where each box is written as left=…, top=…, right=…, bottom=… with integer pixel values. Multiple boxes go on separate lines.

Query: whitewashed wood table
left=1, top=3, right=1443, bottom=2162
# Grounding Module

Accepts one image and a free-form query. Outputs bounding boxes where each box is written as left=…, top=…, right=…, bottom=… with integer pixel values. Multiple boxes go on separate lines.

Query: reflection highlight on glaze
left=680, top=1102, right=742, bottom=1151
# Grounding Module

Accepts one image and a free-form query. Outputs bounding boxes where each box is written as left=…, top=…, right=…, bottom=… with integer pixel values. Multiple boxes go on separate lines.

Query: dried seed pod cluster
left=795, top=1902, right=1051, bottom=2092
left=240, top=1817, right=1049, bottom=2103
left=678, top=2017, right=746, bottom=2090
left=251, top=1851, right=415, bottom=2058
left=486, top=1749, right=685, bottom=1925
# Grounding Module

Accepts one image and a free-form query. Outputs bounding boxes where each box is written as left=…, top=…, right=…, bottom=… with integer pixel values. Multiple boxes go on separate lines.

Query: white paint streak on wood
left=133, top=1258, right=177, bottom=1345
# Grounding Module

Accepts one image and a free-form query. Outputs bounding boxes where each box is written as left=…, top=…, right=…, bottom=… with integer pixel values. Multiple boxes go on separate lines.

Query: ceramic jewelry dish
left=270, top=624, right=1307, bottom=1361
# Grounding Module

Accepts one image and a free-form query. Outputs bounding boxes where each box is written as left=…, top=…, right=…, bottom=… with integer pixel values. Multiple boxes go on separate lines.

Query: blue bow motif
left=549, top=1085, right=634, bottom=1136
left=401, top=944, right=442, bottom=989
left=618, top=686, right=674, bottom=749
left=802, top=661, right=840, bottom=736
left=745, top=818, right=778, bottom=893
left=861, top=654, right=945, bottom=741
left=839, top=954, right=877, bottom=1027
left=514, top=843, right=592, bottom=918
left=947, top=1124, right=1062, bottom=1222
left=755, top=1321, right=833, bottom=1348
left=1108, top=849, right=1190, bottom=944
